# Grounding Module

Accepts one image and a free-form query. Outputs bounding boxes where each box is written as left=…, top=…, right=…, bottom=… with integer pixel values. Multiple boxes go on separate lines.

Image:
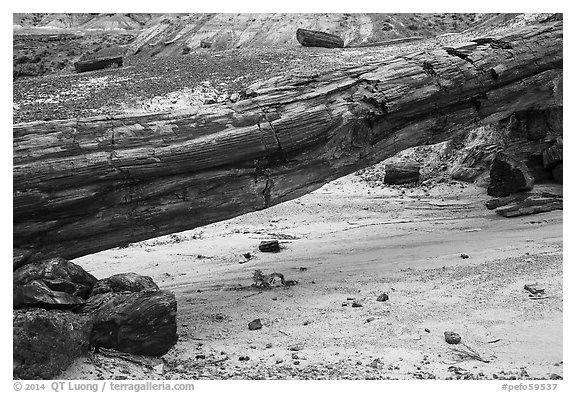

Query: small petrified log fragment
left=296, top=28, right=344, bottom=48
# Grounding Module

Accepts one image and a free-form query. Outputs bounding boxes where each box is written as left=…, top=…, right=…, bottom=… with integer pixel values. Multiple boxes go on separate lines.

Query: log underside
left=13, top=22, right=563, bottom=265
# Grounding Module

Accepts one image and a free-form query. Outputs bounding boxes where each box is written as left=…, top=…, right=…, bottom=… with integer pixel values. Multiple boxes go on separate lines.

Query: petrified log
left=79, top=290, right=177, bottom=356
left=384, top=161, right=421, bottom=185
left=13, top=308, right=92, bottom=379
left=494, top=194, right=563, bottom=217
left=13, top=22, right=563, bottom=264
left=74, top=56, right=123, bottom=73
left=485, top=186, right=562, bottom=217
left=296, top=28, right=344, bottom=48
left=487, top=152, right=535, bottom=197
left=91, top=272, right=159, bottom=296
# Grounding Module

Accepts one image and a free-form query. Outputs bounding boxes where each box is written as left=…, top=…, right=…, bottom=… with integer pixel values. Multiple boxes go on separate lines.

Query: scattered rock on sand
left=444, top=331, right=462, bottom=344
left=460, top=253, right=469, bottom=259
left=376, top=293, right=389, bottom=302
left=248, top=319, right=263, bottom=330
left=352, top=301, right=363, bottom=308
left=239, top=355, right=250, bottom=361
left=259, top=240, right=281, bottom=252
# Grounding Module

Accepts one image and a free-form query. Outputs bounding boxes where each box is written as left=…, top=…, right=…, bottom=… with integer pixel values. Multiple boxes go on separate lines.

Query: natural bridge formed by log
left=13, top=21, right=562, bottom=266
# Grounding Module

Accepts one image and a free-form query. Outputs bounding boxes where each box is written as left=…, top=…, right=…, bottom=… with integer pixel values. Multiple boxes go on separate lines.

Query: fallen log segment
left=74, top=56, right=123, bottom=73
left=14, top=22, right=563, bottom=264
left=384, top=161, right=421, bottom=185
left=296, top=28, right=344, bottom=48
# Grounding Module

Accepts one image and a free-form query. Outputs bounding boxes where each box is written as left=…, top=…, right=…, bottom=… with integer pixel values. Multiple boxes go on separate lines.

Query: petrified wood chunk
left=259, top=240, right=280, bottom=253
left=384, top=161, right=421, bottom=185
left=296, top=28, right=344, bottom=48
left=13, top=280, right=85, bottom=309
left=13, top=257, right=97, bottom=298
left=80, top=290, right=177, bottom=356
left=13, top=308, right=92, bottom=379
left=74, top=56, right=123, bottom=73
left=487, top=152, right=535, bottom=197
left=90, top=272, right=160, bottom=296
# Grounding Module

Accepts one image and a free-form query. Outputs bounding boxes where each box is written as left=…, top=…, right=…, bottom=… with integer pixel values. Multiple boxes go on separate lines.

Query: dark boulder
left=13, top=308, right=91, bottom=379
left=14, top=280, right=85, bottom=309
left=80, top=290, right=178, bottom=356
left=487, top=152, right=534, bottom=197
left=91, top=272, right=159, bottom=296
left=13, top=257, right=97, bottom=299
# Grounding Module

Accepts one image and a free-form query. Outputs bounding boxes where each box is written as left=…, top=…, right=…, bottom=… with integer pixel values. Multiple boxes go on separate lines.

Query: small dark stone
left=366, top=317, right=375, bottom=323
left=195, top=354, right=205, bottom=359
left=248, top=318, right=262, bottom=330
left=259, top=240, right=280, bottom=253
left=243, top=253, right=252, bottom=259
left=292, top=353, right=299, bottom=359
left=425, top=328, right=431, bottom=333
left=239, top=355, right=250, bottom=361
left=444, top=331, right=462, bottom=344
left=460, top=253, right=469, bottom=259
left=376, top=293, right=389, bottom=302
left=351, top=301, right=363, bottom=308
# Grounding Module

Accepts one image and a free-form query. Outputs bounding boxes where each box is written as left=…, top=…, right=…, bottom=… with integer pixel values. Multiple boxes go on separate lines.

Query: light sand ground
left=60, top=175, right=563, bottom=379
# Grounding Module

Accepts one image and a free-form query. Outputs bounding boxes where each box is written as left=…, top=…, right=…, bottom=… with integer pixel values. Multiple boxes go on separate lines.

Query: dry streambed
left=61, top=178, right=563, bottom=379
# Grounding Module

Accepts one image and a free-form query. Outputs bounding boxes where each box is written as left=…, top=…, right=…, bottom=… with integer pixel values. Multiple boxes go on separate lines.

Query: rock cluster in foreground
left=13, top=258, right=177, bottom=379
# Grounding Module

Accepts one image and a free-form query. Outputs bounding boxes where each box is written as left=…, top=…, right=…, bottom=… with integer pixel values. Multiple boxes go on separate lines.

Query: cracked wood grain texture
left=13, top=22, right=563, bottom=265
